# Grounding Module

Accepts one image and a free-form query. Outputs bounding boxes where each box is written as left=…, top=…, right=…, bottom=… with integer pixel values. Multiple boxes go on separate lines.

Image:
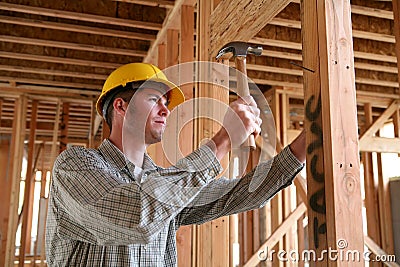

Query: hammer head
left=216, top=41, right=263, bottom=60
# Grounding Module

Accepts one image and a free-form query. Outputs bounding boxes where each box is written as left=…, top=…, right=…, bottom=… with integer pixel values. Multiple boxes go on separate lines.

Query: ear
left=113, top=98, right=127, bottom=116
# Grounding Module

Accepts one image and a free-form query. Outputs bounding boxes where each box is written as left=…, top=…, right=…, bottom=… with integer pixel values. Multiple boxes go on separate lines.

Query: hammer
left=216, top=41, right=263, bottom=150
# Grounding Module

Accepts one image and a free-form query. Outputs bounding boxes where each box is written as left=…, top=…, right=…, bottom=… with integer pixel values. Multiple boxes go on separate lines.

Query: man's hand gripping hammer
left=216, top=41, right=263, bottom=150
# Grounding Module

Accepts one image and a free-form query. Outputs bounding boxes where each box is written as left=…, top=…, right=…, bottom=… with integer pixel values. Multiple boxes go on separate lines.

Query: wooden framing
left=176, top=5, right=195, bottom=266
left=0, top=35, right=147, bottom=58
left=362, top=103, right=382, bottom=254
left=394, top=0, right=400, bottom=86
left=1, top=0, right=399, bottom=266
left=0, top=103, right=10, bottom=267
left=209, top=0, right=291, bottom=57
left=0, top=15, right=156, bottom=41
left=301, top=1, right=364, bottom=266
left=0, top=2, right=162, bottom=30
left=5, top=95, right=27, bottom=266
left=18, top=100, right=38, bottom=266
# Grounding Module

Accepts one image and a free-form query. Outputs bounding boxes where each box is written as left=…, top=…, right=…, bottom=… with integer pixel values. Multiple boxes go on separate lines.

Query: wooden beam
left=394, top=0, right=400, bottom=107
left=176, top=6, right=195, bottom=266
left=270, top=90, right=283, bottom=267
left=359, top=100, right=399, bottom=143
left=362, top=103, right=382, bottom=256
left=113, top=0, right=175, bottom=8
left=292, top=0, right=394, bottom=19
left=0, top=51, right=121, bottom=69
left=0, top=65, right=108, bottom=80
left=351, top=5, right=394, bottom=20
left=242, top=64, right=399, bottom=87
left=19, top=100, right=38, bottom=266
left=244, top=203, right=307, bottom=267
left=376, top=133, right=395, bottom=256
left=270, top=17, right=396, bottom=43
left=0, top=35, right=147, bottom=58
left=5, top=95, right=27, bottom=266
left=88, top=102, right=97, bottom=148
left=209, top=0, right=291, bottom=57
left=143, top=0, right=196, bottom=64
left=364, top=236, right=400, bottom=267
left=59, top=102, right=69, bottom=153
left=0, top=131, right=10, bottom=266
left=0, top=15, right=156, bottom=41
left=394, top=109, right=400, bottom=157
left=0, top=85, right=98, bottom=100
left=250, top=37, right=398, bottom=64
left=0, top=78, right=100, bottom=91
left=359, top=136, right=400, bottom=153
left=301, top=1, right=364, bottom=265
left=0, top=2, right=162, bottom=30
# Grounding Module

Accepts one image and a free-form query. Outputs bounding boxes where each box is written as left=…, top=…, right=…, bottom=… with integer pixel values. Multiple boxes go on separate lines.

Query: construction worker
left=46, top=62, right=306, bottom=266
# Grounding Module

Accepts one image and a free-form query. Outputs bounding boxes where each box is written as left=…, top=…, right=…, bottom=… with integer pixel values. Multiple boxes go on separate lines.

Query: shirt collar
left=98, top=139, right=158, bottom=172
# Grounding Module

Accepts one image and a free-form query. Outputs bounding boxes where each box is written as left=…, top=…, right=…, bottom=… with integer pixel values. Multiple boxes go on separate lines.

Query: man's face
left=125, top=87, right=170, bottom=145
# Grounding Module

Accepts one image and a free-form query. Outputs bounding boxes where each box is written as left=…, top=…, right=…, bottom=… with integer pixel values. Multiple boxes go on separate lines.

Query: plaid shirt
left=46, top=139, right=303, bottom=266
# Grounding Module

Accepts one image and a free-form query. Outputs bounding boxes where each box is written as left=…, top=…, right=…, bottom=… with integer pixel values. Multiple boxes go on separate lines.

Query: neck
left=109, top=128, right=147, bottom=168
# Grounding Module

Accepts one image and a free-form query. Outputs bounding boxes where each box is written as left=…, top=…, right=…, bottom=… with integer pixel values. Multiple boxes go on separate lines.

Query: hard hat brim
left=96, top=78, right=185, bottom=117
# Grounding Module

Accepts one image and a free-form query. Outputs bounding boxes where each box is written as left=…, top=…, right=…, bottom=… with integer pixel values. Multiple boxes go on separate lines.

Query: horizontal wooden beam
left=0, top=65, right=108, bottom=80
left=0, top=77, right=100, bottom=90
left=0, top=2, right=162, bottom=30
left=0, top=51, right=121, bottom=69
left=261, top=50, right=398, bottom=75
left=112, top=0, right=175, bottom=8
left=0, top=15, right=156, bottom=41
left=0, top=35, right=147, bottom=57
left=351, top=5, right=394, bottom=20
left=250, top=37, right=398, bottom=63
left=291, top=1, right=394, bottom=20
left=269, top=17, right=396, bottom=43
left=271, top=85, right=399, bottom=108
left=246, top=65, right=398, bottom=88
left=359, top=136, right=400, bottom=153
left=209, top=0, right=291, bottom=57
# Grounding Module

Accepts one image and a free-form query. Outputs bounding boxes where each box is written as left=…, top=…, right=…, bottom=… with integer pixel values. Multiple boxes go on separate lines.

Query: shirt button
left=209, top=170, right=215, bottom=176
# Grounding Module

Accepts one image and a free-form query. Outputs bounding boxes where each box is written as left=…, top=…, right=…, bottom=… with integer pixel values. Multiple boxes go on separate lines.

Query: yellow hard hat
left=96, top=63, right=185, bottom=117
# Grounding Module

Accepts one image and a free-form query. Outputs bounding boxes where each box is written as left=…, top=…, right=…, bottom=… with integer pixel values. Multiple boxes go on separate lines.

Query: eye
left=149, top=97, right=159, bottom=102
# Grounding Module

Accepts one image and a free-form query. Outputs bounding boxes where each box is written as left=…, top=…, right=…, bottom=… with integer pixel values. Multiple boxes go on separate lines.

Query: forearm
left=177, top=146, right=304, bottom=226
left=206, top=128, right=231, bottom=161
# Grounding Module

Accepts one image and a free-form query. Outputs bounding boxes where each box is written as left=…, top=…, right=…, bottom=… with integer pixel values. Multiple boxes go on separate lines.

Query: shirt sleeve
left=51, top=145, right=222, bottom=245
left=175, top=145, right=304, bottom=226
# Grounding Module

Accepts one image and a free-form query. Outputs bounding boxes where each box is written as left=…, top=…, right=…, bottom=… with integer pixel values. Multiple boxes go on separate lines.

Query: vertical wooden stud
left=0, top=131, right=11, bottom=267
left=176, top=5, right=195, bottom=267
left=19, top=100, right=38, bottom=266
left=301, top=1, right=364, bottom=266
left=59, top=102, right=69, bottom=153
left=5, top=95, right=27, bottom=266
left=195, top=0, right=213, bottom=266
left=362, top=103, right=381, bottom=256
left=376, top=132, right=395, bottom=255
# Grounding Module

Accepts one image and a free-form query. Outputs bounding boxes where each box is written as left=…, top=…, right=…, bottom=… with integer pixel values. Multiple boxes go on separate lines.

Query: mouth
left=154, top=120, right=166, bottom=125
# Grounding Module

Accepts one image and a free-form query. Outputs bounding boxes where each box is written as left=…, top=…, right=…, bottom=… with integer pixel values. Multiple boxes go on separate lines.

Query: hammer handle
left=235, top=56, right=256, bottom=150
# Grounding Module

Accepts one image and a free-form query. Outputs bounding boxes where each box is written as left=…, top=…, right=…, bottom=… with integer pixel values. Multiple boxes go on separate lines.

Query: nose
left=159, top=101, right=170, bottom=117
